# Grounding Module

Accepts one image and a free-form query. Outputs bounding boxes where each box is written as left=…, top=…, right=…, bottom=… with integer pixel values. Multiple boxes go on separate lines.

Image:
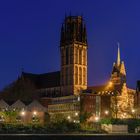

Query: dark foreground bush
left=45, top=119, right=81, bottom=133
left=0, top=120, right=81, bottom=134
left=0, top=124, right=45, bottom=133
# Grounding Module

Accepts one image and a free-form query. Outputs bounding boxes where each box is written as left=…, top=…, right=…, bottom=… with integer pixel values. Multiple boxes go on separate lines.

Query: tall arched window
left=79, top=49, right=82, bottom=64
left=79, top=67, right=82, bottom=85
left=85, top=49, right=87, bottom=65
left=83, top=68, right=86, bottom=85
left=75, top=48, right=78, bottom=64
left=66, top=47, right=69, bottom=65
left=75, top=66, right=78, bottom=85
left=69, top=67, right=73, bottom=85
left=70, top=47, right=73, bottom=64
left=83, top=49, right=86, bottom=65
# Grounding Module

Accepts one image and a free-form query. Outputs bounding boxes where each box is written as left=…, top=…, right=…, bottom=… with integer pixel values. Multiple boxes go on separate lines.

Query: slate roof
left=27, top=100, right=47, bottom=112
left=0, top=100, right=47, bottom=111
left=21, top=71, right=60, bottom=89
left=10, top=100, right=26, bottom=109
left=0, top=99, right=9, bottom=108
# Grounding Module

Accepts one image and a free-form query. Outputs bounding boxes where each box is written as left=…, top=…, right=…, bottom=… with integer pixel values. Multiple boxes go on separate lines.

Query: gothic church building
left=21, top=16, right=88, bottom=97
left=0, top=15, right=136, bottom=119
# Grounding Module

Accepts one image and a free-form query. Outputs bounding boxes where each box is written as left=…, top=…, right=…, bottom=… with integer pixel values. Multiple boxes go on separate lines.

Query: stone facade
left=60, top=16, right=87, bottom=96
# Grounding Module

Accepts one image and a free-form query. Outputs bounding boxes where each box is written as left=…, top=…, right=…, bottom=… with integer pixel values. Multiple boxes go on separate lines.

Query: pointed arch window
left=83, top=68, right=86, bottom=85
left=79, top=49, right=82, bottom=64
left=75, top=48, right=78, bottom=64
left=79, top=67, right=82, bottom=85
left=75, top=66, right=78, bottom=85
left=66, top=47, right=69, bottom=65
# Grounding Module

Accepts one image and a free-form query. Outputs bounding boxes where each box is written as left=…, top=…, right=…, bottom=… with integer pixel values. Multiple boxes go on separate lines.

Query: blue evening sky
left=0, top=0, right=140, bottom=90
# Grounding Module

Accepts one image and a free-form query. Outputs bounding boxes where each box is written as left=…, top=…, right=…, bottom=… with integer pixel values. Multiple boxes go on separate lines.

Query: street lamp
left=131, top=109, right=137, bottom=118
left=33, top=111, right=37, bottom=116
left=21, top=111, right=25, bottom=116
left=95, top=116, right=100, bottom=122
left=67, top=116, right=71, bottom=120
left=75, top=112, right=78, bottom=116
left=105, top=110, right=109, bottom=115
left=132, top=109, right=135, bottom=113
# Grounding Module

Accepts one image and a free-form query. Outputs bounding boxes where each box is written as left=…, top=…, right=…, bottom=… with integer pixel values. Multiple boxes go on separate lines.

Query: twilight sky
left=0, top=0, right=140, bottom=90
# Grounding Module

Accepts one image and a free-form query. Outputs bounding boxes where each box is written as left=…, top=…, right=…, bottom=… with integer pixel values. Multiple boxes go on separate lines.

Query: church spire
left=117, top=42, right=121, bottom=66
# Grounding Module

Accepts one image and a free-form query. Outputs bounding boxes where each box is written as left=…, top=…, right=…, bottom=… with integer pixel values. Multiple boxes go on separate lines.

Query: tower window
left=83, top=68, right=86, bottom=85
left=70, top=47, right=73, bottom=64
left=69, top=67, right=73, bottom=85
left=66, top=47, right=69, bottom=65
left=79, top=49, right=82, bottom=64
left=75, top=66, right=78, bottom=85
left=75, top=48, right=78, bottom=64
left=79, top=67, right=82, bottom=85
left=83, top=49, right=86, bottom=65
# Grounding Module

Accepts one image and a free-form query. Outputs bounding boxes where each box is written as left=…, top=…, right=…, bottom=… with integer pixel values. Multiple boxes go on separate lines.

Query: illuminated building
left=60, top=16, right=87, bottom=96
left=0, top=15, right=137, bottom=121
left=110, top=45, right=135, bottom=118
left=0, top=99, right=46, bottom=124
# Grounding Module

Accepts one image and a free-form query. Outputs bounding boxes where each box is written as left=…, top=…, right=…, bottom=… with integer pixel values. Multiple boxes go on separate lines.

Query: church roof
left=21, top=71, right=60, bottom=89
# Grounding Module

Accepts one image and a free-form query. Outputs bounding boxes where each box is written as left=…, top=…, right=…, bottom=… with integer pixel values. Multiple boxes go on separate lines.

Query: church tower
left=110, top=44, right=126, bottom=86
left=60, top=16, right=88, bottom=96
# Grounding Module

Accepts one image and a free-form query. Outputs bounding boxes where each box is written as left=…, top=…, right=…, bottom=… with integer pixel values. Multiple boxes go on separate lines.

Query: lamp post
left=33, top=111, right=37, bottom=116
left=20, top=110, right=26, bottom=123
left=131, top=109, right=137, bottom=118
left=67, top=115, right=71, bottom=121
left=95, top=116, right=100, bottom=122
left=75, top=112, right=78, bottom=116
left=94, top=116, right=100, bottom=131
left=105, top=110, right=109, bottom=115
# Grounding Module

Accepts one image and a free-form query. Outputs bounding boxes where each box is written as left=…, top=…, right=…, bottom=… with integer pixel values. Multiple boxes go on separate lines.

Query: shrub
left=46, top=119, right=80, bottom=133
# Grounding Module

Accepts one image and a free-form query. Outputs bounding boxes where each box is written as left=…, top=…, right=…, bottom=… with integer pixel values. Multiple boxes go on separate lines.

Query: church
left=21, top=15, right=88, bottom=97
left=0, top=15, right=138, bottom=123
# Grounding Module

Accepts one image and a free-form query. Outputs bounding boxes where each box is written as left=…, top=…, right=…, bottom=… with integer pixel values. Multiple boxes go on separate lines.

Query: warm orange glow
left=105, top=110, right=109, bottom=115
left=95, top=116, right=100, bottom=122
left=75, top=112, right=78, bottom=116
left=33, top=111, right=37, bottom=115
left=132, top=109, right=135, bottom=113
left=108, top=81, right=113, bottom=87
left=67, top=116, right=71, bottom=120
left=21, top=111, right=25, bottom=116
